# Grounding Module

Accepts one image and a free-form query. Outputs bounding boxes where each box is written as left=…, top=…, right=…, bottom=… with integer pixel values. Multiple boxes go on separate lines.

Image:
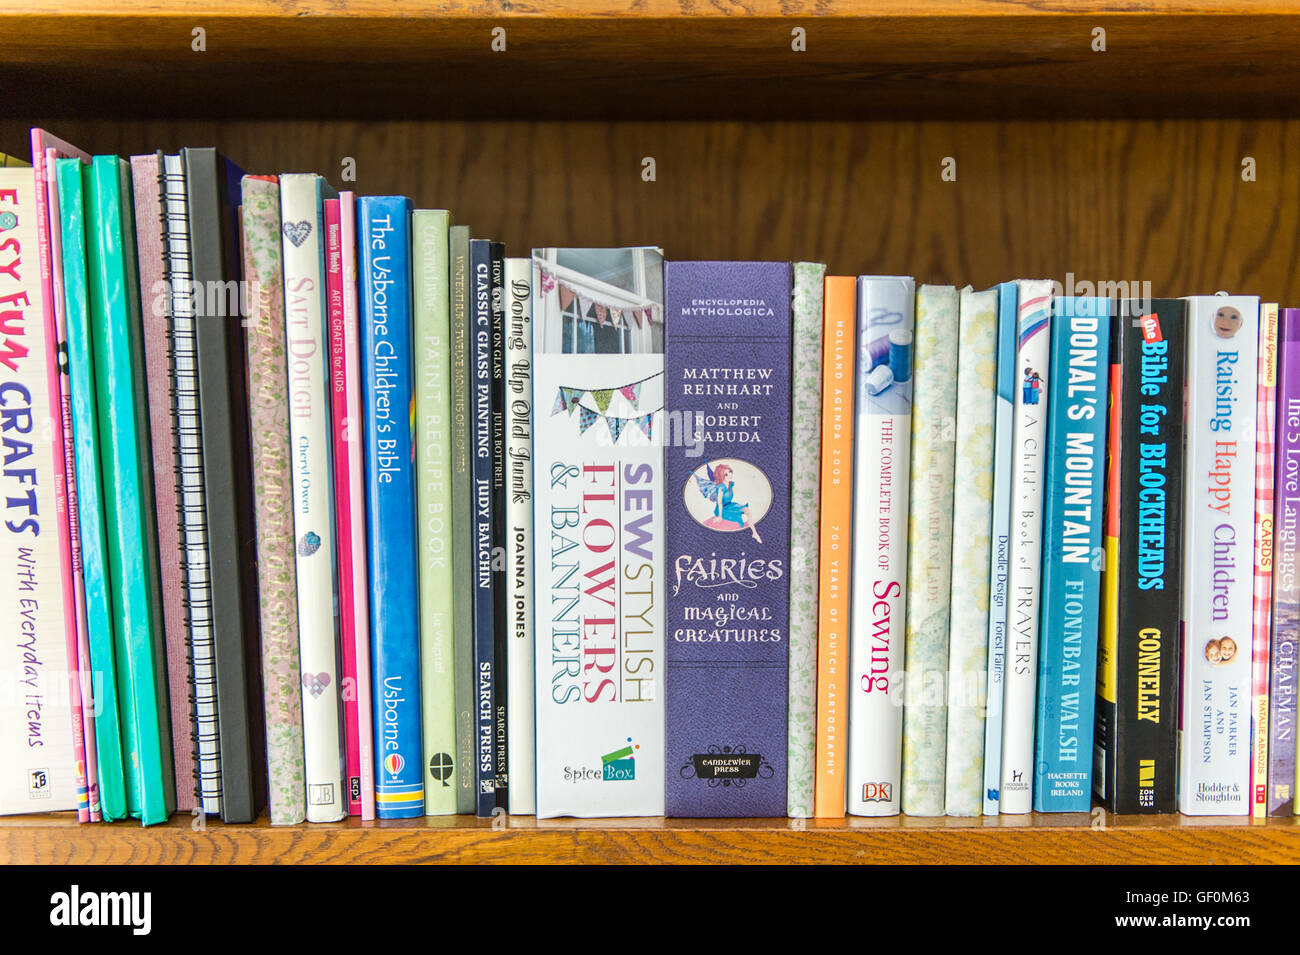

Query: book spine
left=469, top=238, right=496, bottom=817
left=846, top=275, right=914, bottom=817
left=160, top=154, right=218, bottom=816
left=30, top=140, right=91, bottom=820
left=337, top=192, right=375, bottom=819
left=1178, top=295, right=1259, bottom=815
left=489, top=241, right=509, bottom=808
left=1252, top=303, right=1279, bottom=817
left=448, top=225, right=475, bottom=814
left=59, top=158, right=128, bottom=821
left=530, top=247, right=666, bottom=819
left=998, top=279, right=1053, bottom=814
left=982, top=282, right=1017, bottom=815
left=902, top=284, right=959, bottom=816
left=0, top=166, right=79, bottom=814
left=1269, top=307, right=1300, bottom=816
left=130, top=152, right=193, bottom=814
left=239, top=175, right=306, bottom=826
left=281, top=177, right=345, bottom=823
left=1033, top=296, right=1110, bottom=812
left=504, top=257, right=535, bottom=815
left=788, top=261, right=825, bottom=818
left=664, top=260, right=792, bottom=819
left=944, top=286, right=998, bottom=816
left=1094, top=308, right=1124, bottom=811
left=814, top=275, right=855, bottom=818
left=413, top=210, right=457, bottom=816
left=360, top=196, right=424, bottom=819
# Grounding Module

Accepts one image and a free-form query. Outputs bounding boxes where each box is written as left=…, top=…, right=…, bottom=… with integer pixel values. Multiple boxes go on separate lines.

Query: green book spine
left=414, top=210, right=457, bottom=815
left=449, top=224, right=475, bottom=814
left=57, top=158, right=128, bottom=821
left=84, top=156, right=176, bottom=825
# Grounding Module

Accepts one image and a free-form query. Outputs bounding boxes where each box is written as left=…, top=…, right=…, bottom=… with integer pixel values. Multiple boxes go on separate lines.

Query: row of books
left=1, top=130, right=1293, bottom=824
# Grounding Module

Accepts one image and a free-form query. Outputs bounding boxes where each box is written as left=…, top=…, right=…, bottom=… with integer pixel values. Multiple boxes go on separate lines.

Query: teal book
left=84, top=156, right=176, bottom=825
left=57, top=158, right=128, bottom=821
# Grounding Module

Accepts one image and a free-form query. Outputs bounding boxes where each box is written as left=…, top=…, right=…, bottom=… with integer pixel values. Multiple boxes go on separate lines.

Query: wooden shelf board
left=3, top=811, right=1297, bottom=864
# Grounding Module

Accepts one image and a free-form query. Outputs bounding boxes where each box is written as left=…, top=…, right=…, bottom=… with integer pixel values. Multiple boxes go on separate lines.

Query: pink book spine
left=31, top=131, right=95, bottom=822
left=1251, top=304, right=1279, bottom=817
left=130, top=153, right=195, bottom=811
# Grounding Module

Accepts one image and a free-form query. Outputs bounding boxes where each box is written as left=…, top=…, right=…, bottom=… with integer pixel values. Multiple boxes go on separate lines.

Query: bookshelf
left=2, top=1, right=1299, bottom=863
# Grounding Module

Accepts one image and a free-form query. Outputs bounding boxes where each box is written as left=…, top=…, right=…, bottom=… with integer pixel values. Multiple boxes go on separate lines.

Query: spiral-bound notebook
left=160, top=153, right=221, bottom=816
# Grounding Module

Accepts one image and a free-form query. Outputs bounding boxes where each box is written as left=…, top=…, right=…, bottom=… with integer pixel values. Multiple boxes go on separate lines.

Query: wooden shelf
left=3, top=811, right=1298, bottom=864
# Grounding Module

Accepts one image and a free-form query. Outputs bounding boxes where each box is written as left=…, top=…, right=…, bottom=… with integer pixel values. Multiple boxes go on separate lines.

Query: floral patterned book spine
left=240, top=175, right=306, bottom=826
left=943, top=286, right=998, bottom=816
left=787, top=261, right=825, bottom=818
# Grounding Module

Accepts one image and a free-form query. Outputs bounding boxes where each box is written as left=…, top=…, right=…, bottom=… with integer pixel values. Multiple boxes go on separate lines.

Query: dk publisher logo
left=862, top=782, right=893, bottom=802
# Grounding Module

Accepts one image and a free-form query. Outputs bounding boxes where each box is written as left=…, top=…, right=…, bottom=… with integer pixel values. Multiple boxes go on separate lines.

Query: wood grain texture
left=3, top=811, right=1297, bottom=864
left=3, top=9, right=1300, bottom=118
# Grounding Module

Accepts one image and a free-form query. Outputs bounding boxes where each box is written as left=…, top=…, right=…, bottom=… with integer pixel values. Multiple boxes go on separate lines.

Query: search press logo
left=49, top=885, right=151, bottom=936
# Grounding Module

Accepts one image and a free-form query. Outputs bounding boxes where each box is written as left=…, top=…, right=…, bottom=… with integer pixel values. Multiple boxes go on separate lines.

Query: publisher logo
left=861, top=782, right=893, bottom=803
left=308, top=783, right=335, bottom=806
left=681, top=745, right=774, bottom=784
left=28, top=768, right=50, bottom=799
left=384, top=753, right=405, bottom=777
left=601, top=738, right=639, bottom=781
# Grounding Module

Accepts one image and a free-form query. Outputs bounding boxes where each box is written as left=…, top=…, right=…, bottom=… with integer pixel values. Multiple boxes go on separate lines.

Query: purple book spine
left=1270, top=307, right=1300, bottom=814
left=664, top=261, right=792, bottom=817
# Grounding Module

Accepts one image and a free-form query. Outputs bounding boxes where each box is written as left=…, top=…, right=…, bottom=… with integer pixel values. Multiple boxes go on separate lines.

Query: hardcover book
left=1178, top=294, right=1260, bottom=815
left=998, top=279, right=1053, bottom=814
left=788, top=261, right=826, bottom=818
left=1252, top=303, right=1279, bottom=817
left=1273, top=307, right=1300, bottom=816
left=360, top=195, right=424, bottom=819
left=815, top=275, right=855, bottom=818
left=1094, top=298, right=1187, bottom=815
left=489, top=241, right=509, bottom=808
left=1033, top=296, right=1110, bottom=812
left=531, top=246, right=666, bottom=819
left=944, top=285, right=998, bottom=816
left=664, top=261, right=793, bottom=818
left=846, top=275, right=914, bottom=817
left=239, top=174, right=306, bottom=826
left=902, top=284, right=959, bottom=816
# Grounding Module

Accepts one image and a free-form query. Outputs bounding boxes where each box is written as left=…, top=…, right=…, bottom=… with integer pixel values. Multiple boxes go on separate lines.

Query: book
left=332, top=191, right=375, bottom=819
left=469, top=237, right=496, bottom=817
left=239, top=174, right=307, bottom=827
left=1033, top=296, right=1110, bottom=812
left=788, top=261, right=826, bottom=818
left=183, top=147, right=264, bottom=824
left=814, top=275, right=855, bottom=819
left=902, top=283, right=959, bottom=816
left=531, top=246, right=666, bottom=819
left=129, top=152, right=193, bottom=813
left=664, top=260, right=793, bottom=818
left=846, top=275, right=914, bottom=817
left=998, top=279, right=1053, bottom=814
left=944, top=285, right=998, bottom=816
left=489, top=241, right=509, bottom=808
left=85, top=156, right=176, bottom=824
left=504, top=256, right=536, bottom=815
left=280, top=174, right=345, bottom=823
left=160, top=153, right=219, bottom=816
left=1178, top=294, right=1260, bottom=815
left=359, top=195, right=424, bottom=820
left=448, top=224, right=475, bottom=815
left=413, top=209, right=457, bottom=816
left=1094, top=298, right=1187, bottom=815
left=1251, top=303, right=1279, bottom=817
left=0, top=164, right=80, bottom=815
left=982, top=281, right=1018, bottom=815
left=59, top=156, right=128, bottom=821
left=1271, top=306, right=1300, bottom=816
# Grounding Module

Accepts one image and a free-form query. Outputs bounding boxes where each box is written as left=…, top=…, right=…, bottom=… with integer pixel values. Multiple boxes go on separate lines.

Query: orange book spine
left=814, top=276, right=856, bottom=818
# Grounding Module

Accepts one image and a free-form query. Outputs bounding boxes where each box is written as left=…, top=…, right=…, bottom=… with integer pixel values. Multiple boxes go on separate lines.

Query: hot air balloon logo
left=384, top=753, right=405, bottom=777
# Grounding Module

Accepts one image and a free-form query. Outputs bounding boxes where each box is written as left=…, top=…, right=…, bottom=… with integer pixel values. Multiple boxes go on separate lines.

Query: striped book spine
left=1252, top=303, right=1279, bottom=817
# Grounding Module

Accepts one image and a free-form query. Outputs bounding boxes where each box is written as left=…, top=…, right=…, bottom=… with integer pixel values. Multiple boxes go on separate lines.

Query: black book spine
left=489, top=241, right=509, bottom=809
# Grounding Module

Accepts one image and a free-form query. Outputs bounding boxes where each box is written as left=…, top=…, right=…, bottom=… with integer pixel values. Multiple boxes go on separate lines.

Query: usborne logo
left=49, top=885, right=152, bottom=935
left=601, top=738, right=638, bottom=781
left=384, top=753, right=405, bottom=777
left=862, top=782, right=893, bottom=802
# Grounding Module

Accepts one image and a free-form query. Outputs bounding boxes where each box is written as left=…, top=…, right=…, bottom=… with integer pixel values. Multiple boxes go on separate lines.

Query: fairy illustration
left=694, top=462, right=763, bottom=543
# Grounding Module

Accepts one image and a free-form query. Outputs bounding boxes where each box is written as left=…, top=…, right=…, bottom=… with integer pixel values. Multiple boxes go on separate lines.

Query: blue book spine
left=982, top=281, right=1016, bottom=815
left=1033, top=296, right=1110, bottom=811
left=469, top=238, right=497, bottom=817
left=360, top=196, right=424, bottom=819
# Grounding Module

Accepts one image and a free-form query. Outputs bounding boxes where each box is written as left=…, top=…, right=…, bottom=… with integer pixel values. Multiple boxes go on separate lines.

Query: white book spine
left=280, top=174, right=345, bottom=822
left=846, top=275, right=914, bottom=816
left=504, top=257, right=536, bottom=814
left=998, top=279, right=1053, bottom=814
left=1179, top=295, right=1259, bottom=815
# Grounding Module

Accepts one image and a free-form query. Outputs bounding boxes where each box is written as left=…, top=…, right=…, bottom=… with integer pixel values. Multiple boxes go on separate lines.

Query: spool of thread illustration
left=889, top=329, right=913, bottom=384
left=866, top=363, right=895, bottom=395
left=865, top=333, right=892, bottom=370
